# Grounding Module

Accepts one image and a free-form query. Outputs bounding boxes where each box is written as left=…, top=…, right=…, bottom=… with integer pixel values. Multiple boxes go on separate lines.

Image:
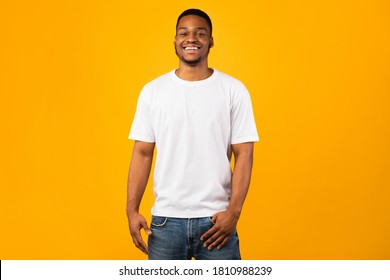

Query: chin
left=181, top=56, right=202, bottom=66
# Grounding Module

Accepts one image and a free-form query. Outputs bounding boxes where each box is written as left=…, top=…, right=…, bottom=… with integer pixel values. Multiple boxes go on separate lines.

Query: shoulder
left=214, top=69, right=248, bottom=91
left=213, top=70, right=250, bottom=102
left=138, top=71, right=175, bottom=104
left=143, top=71, right=174, bottom=90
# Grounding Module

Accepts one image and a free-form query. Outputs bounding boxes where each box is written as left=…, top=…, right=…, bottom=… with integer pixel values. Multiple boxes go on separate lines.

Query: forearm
left=126, top=141, right=155, bottom=254
left=126, top=141, right=155, bottom=214
left=227, top=143, right=254, bottom=217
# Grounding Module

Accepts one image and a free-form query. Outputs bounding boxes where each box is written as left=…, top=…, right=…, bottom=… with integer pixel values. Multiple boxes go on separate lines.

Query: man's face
left=174, top=15, right=213, bottom=66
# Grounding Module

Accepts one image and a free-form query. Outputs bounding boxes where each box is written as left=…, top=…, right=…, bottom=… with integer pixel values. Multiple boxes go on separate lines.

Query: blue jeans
left=148, top=216, right=241, bottom=260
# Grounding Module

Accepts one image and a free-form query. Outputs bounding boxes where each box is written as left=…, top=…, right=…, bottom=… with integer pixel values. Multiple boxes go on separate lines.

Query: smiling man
left=127, top=9, right=259, bottom=260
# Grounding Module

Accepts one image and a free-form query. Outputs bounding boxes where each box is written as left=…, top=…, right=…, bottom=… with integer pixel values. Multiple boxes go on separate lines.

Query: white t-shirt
left=129, top=69, right=259, bottom=218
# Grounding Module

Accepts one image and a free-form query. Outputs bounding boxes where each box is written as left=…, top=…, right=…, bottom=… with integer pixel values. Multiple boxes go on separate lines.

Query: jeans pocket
left=151, top=216, right=168, bottom=228
left=208, top=217, right=215, bottom=225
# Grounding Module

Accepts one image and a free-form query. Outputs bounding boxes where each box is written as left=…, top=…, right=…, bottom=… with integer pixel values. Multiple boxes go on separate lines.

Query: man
left=127, top=8, right=259, bottom=260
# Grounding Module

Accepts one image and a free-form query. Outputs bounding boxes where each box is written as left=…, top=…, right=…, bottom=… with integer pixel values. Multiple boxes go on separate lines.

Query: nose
left=186, top=33, right=197, bottom=42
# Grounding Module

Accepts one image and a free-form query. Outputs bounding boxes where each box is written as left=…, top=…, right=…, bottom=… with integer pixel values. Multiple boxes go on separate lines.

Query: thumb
left=211, top=213, right=219, bottom=224
left=141, top=220, right=152, bottom=235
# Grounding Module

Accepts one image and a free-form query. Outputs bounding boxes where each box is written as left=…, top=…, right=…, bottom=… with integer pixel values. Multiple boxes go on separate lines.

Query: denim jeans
left=148, top=216, right=241, bottom=260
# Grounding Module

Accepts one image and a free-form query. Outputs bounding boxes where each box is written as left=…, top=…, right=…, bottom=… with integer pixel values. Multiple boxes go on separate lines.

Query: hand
left=200, top=210, right=239, bottom=250
left=127, top=212, right=152, bottom=255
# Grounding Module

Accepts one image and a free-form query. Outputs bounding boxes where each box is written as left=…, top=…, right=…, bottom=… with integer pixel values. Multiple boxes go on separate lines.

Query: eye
left=178, top=33, right=188, bottom=37
left=196, top=33, right=206, bottom=37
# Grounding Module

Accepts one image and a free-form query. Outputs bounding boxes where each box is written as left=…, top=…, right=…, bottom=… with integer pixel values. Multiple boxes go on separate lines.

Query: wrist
left=226, top=206, right=242, bottom=219
left=126, top=205, right=140, bottom=215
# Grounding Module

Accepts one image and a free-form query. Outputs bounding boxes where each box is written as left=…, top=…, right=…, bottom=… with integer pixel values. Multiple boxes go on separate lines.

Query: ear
left=210, top=37, right=214, bottom=48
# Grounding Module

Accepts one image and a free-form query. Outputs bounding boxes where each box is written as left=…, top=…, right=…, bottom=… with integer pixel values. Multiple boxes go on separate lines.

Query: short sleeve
left=230, top=84, right=259, bottom=144
left=129, top=86, right=155, bottom=142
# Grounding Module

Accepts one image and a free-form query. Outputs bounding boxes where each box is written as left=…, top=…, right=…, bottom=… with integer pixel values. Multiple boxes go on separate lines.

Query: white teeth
left=185, top=47, right=199, bottom=50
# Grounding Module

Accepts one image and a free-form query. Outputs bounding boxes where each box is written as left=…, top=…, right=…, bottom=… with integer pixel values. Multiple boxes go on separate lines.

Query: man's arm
left=126, top=140, right=155, bottom=255
left=200, top=142, right=254, bottom=250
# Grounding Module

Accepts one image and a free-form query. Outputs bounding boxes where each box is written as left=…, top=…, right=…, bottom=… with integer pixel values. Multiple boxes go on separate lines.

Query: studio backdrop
left=1, top=0, right=389, bottom=259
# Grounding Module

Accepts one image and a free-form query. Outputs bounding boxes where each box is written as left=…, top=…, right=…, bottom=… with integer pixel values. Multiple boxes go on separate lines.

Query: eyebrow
left=178, top=27, right=208, bottom=31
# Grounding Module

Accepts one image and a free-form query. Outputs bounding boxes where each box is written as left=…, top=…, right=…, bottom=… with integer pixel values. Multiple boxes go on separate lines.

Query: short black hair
left=176, top=9, right=213, bottom=35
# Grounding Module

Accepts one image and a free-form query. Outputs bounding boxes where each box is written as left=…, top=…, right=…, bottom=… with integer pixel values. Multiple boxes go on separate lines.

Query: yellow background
left=1, top=0, right=389, bottom=259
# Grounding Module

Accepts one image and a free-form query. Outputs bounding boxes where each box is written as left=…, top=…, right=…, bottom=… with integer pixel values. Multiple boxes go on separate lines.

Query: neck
left=176, top=61, right=213, bottom=81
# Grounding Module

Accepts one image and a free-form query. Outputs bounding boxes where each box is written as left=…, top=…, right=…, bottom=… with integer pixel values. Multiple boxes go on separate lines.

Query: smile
left=184, top=47, right=200, bottom=50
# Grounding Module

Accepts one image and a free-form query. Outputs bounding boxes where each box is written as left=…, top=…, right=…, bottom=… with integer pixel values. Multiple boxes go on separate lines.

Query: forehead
left=177, top=15, right=210, bottom=32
